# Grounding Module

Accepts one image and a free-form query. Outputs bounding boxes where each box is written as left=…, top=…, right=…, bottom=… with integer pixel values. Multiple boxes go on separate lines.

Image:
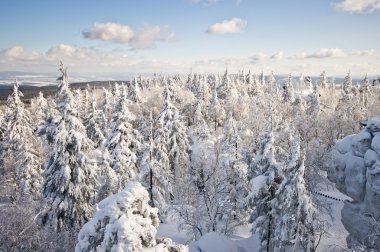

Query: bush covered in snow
left=75, top=182, right=159, bottom=252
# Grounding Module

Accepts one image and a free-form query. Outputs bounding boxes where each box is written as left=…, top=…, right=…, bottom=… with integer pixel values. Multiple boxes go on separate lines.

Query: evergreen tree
left=249, top=131, right=282, bottom=252
left=84, top=93, right=105, bottom=148
left=29, top=91, right=48, bottom=131
left=99, top=87, right=112, bottom=136
left=342, top=71, right=353, bottom=95
left=42, top=63, right=97, bottom=231
left=318, top=71, right=327, bottom=89
left=129, top=77, right=142, bottom=103
left=1, top=82, right=43, bottom=197
left=168, top=109, right=191, bottom=202
left=193, top=99, right=209, bottom=139
left=271, top=135, right=316, bottom=251
left=218, top=68, right=230, bottom=100
left=208, top=86, right=226, bottom=131
left=283, top=74, right=294, bottom=103
left=104, top=84, right=141, bottom=191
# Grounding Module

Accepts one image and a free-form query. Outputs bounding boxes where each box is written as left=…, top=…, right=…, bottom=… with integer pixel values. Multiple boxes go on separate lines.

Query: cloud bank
left=83, top=22, right=175, bottom=49
left=206, top=18, right=247, bottom=34
left=336, top=0, right=380, bottom=13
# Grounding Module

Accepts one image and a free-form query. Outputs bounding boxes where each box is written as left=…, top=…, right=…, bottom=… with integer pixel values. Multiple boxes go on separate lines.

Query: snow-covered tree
left=84, top=93, right=105, bottom=148
left=249, top=130, right=316, bottom=252
left=318, top=71, right=327, bottom=89
left=218, top=68, right=230, bottom=100
left=96, top=149, right=117, bottom=202
left=104, top=84, right=141, bottom=191
left=249, top=131, right=281, bottom=252
left=42, top=63, right=97, bottom=231
left=193, top=99, right=209, bottom=139
left=99, top=87, right=112, bottom=136
left=283, top=74, right=295, bottom=103
left=342, top=71, right=353, bottom=95
left=129, top=77, right=142, bottom=103
left=0, top=82, right=43, bottom=197
left=168, top=109, right=191, bottom=202
left=271, top=135, right=316, bottom=251
left=75, top=182, right=159, bottom=252
left=208, top=86, right=226, bottom=131
left=29, top=91, right=48, bottom=131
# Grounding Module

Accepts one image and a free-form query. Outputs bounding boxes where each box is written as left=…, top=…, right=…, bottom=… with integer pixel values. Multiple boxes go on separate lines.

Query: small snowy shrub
left=75, top=182, right=159, bottom=252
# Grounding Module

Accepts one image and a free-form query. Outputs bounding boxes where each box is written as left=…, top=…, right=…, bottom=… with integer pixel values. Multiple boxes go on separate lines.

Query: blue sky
left=0, top=0, right=379, bottom=77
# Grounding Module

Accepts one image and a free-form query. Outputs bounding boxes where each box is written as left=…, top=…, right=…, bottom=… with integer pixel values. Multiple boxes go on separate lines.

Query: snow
left=250, top=175, right=267, bottom=198
left=190, top=232, right=238, bottom=252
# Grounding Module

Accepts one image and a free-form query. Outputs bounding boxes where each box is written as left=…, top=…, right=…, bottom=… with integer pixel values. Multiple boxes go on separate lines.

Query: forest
left=0, top=62, right=379, bottom=252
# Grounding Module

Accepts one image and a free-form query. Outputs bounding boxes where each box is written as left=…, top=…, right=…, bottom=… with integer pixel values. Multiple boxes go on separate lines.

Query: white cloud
left=83, top=22, right=175, bottom=49
left=83, top=22, right=135, bottom=43
left=290, top=48, right=346, bottom=59
left=289, top=48, right=376, bottom=59
left=1, top=46, right=24, bottom=57
left=46, top=44, right=76, bottom=57
left=350, top=49, right=375, bottom=56
left=250, top=53, right=268, bottom=62
left=336, top=0, right=380, bottom=13
left=129, top=25, right=175, bottom=49
left=250, top=51, right=283, bottom=63
left=206, top=18, right=247, bottom=35
left=270, top=51, right=284, bottom=60
left=188, top=0, right=220, bottom=5
left=1, top=45, right=378, bottom=77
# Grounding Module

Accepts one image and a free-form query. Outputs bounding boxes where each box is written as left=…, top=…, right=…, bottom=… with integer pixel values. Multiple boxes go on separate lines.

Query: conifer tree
left=168, top=109, right=191, bottom=202
left=84, top=93, right=105, bottom=148
left=271, top=135, right=316, bottom=251
left=104, top=84, right=141, bottom=191
left=283, top=74, right=294, bottom=103
left=1, top=82, right=43, bottom=197
left=342, top=71, right=353, bottom=95
left=42, top=63, right=97, bottom=231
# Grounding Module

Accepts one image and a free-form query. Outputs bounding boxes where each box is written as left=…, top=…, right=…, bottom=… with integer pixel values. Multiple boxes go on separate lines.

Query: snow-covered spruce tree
left=150, top=83, right=176, bottom=208
left=318, top=71, right=327, bottom=89
left=267, top=71, right=277, bottom=95
left=75, top=182, right=159, bottom=252
left=193, top=98, right=210, bottom=139
left=139, top=111, right=171, bottom=212
left=249, top=130, right=316, bottom=252
left=29, top=91, right=48, bottom=131
left=42, top=63, right=97, bottom=231
left=168, top=109, right=191, bottom=202
left=0, top=82, right=43, bottom=197
left=283, top=73, right=294, bottom=103
left=99, top=87, right=112, bottom=137
left=84, top=93, right=105, bottom=148
left=249, top=131, right=281, bottom=252
left=208, top=86, right=226, bottom=131
left=342, top=71, right=353, bottom=96
left=306, top=84, right=321, bottom=118
left=129, top=77, right=142, bottom=103
left=218, top=68, right=230, bottom=100
left=359, top=74, right=371, bottom=108
left=96, top=148, right=117, bottom=203
left=104, top=84, right=141, bottom=191
left=271, top=135, right=316, bottom=252
left=221, top=113, right=249, bottom=221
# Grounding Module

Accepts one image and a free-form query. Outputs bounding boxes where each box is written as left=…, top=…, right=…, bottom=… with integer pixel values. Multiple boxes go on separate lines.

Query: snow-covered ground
left=155, top=187, right=350, bottom=252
